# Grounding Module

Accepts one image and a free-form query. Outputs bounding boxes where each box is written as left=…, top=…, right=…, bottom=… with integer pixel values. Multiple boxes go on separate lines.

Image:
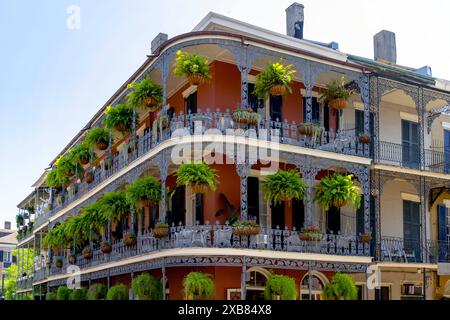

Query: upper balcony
left=24, top=32, right=374, bottom=235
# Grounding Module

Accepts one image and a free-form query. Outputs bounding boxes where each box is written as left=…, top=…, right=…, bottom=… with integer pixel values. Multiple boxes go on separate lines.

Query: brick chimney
left=286, top=3, right=304, bottom=39
left=374, top=30, right=397, bottom=64
left=4, top=221, right=11, bottom=230
left=151, top=33, right=168, bottom=54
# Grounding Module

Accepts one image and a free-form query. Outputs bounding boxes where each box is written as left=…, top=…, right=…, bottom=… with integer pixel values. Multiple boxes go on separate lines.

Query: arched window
left=245, top=267, right=270, bottom=301
left=300, top=271, right=328, bottom=300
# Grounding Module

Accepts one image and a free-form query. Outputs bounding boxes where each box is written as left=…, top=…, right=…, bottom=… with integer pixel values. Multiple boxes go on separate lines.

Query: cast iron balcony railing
left=31, top=110, right=369, bottom=231
left=16, top=275, right=34, bottom=291
left=380, top=236, right=450, bottom=263
left=379, top=140, right=450, bottom=173
left=41, top=222, right=370, bottom=279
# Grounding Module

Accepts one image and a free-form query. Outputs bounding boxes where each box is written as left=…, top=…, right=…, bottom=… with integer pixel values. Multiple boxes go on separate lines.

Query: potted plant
left=131, top=273, right=163, bottom=300
left=183, top=272, right=215, bottom=300
left=174, top=50, right=211, bottom=86
left=359, top=232, right=372, bottom=244
left=69, top=287, right=88, bottom=300
left=319, top=77, right=355, bottom=110
left=100, top=240, right=112, bottom=254
left=358, top=133, right=371, bottom=144
left=16, top=214, right=24, bottom=227
left=86, top=127, right=110, bottom=151
left=55, top=258, right=63, bottom=269
left=86, top=284, right=107, bottom=300
left=232, top=108, right=260, bottom=125
left=106, top=284, right=129, bottom=300
left=299, top=225, right=323, bottom=241
left=82, top=247, right=93, bottom=259
left=84, top=170, right=94, bottom=184
left=55, top=156, right=76, bottom=178
left=232, top=220, right=260, bottom=236
left=127, top=75, right=163, bottom=112
left=254, top=61, right=295, bottom=99
left=175, top=162, right=219, bottom=194
left=69, top=142, right=92, bottom=166
left=314, top=174, right=361, bottom=210
left=123, top=230, right=137, bottom=246
left=263, top=169, right=306, bottom=205
left=298, top=122, right=323, bottom=138
left=28, top=220, right=34, bottom=230
left=56, top=286, right=72, bottom=300
left=45, top=292, right=57, bottom=300
left=153, top=222, right=169, bottom=238
left=125, top=176, right=162, bottom=208
left=103, top=104, right=136, bottom=133
left=323, top=273, right=358, bottom=300
left=68, top=253, right=77, bottom=264
left=263, top=274, right=297, bottom=300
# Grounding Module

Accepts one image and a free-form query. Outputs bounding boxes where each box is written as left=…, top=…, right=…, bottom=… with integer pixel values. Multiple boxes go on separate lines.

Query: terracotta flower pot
left=359, top=234, right=372, bottom=244
left=114, top=124, right=129, bottom=133
left=100, top=242, right=112, bottom=254
left=191, top=183, right=209, bottom=194
left=232, top=227, right=260, bottom=236
left=359, top=134, right=371, bottom=144
left=299, top=233, right=320, bottom=241
left=96, top=141, right=109, bottom=151
left=82, top=248, right=93, bottom=259
left=84, top=172, right=94, bottom=184
left=187, top=74, right=207, bottom=86
left=153, top=227, right=169, bottom=238
left=123, top=235, right=137, bottom=247
left=142, top=96, right=158, bottom=109
left=79, top=156, right=89, bottom=165
left=329, top=98, right=347, bottom=110
left=332, top=199, right=348, bottom=208
left=269, top=84, right=286, bottom=96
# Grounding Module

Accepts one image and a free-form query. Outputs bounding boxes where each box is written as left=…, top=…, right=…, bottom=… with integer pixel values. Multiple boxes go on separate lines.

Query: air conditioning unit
left=402, top=284, right=423, bottom=296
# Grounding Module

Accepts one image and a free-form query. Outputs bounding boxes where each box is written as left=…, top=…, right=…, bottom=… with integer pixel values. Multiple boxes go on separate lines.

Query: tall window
left=301, top=273, right=325, bottom=300
left=403, top=200, right=421, bottom=260
left=444, top=130, right=450, bottom=173
left=185, top=92, right=197, bottom=114
left=247, top=177, right=260, bottom=223
left=247, top=83, right=262, bottom=112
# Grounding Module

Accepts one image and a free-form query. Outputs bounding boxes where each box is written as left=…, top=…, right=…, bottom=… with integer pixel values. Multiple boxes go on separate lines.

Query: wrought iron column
left=419, top=88, right=425, bottom=171
left=303, top=63, right=314, bottom=123
left=420, top=176, right=428, bottom=263
left=358, top=74, right=371, bottom=157
left=157, top=150, right=170, bottom=221
left=241, top=256, right=247, bottom=300
left=162, top=259, right=166, bottom=301
left=236, top=161, right=251, bottom=220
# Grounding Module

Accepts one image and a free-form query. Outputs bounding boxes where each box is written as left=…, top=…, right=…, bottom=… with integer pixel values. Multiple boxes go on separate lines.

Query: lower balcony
left=44, top=224, right=370, bottom=277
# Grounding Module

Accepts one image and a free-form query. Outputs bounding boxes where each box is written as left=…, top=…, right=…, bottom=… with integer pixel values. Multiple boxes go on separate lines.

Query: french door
left=403, top=200, right=421, bottom=261
left=401, top=120, right=419, bottom=169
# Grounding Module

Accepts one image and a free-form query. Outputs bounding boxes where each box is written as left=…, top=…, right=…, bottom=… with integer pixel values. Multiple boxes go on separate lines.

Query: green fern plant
left=98, top=191, right=131, bottom=224
left=85, top=127, right=111, bottom=149
left=69, top=288, right=88, bottom=300
left=174, top=50, right=211, bottom=79
left=253, top=61, right=295, bottom=99
left=175, top=162, right=219, bottom=192
left=126, top=176, right=162, bottom=207
left=263, top=170, right=306, bottom=205
left=183, top=272, right=215, bottom=300
left=106, top=284, right=129, bottom=300
left=56, top=286, right=72, bottom=300
left=127, top=75, right=163, bottom=111
left=263, top=274, right=297, bottom=300
left=323, top=273, right=358, bottom=300
left=314, top=174, right=361, bottom=211
left=131, top=273, right=163, bottom=300
left=103, top=104, right=136, bottom=133
left=319, top=77, right=355, bottom=102
left=69, top=142, right=96, bottom=165
left=86, top=284, right=107, bottom=300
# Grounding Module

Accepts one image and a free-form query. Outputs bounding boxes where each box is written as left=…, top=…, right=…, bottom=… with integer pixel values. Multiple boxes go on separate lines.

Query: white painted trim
left=444, top=199, right=450, bottom=208
left=400, top=112, right=419, bottom=123
left=300, top=89, right=319, bottom=98
left=248, top=74, right=256, bottom=83
left=182, top=85, right=198, bottom=99
left=401, top=192, right=420, bottom=203
left=353, top=101, right=364, bottom=111
left=442, top=122, right=450, bottom=130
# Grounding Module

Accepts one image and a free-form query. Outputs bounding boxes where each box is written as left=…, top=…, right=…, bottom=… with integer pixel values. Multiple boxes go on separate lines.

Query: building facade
left=14, top=4, right=450, bottom=300
left=0, top=223, right=17, bottom=299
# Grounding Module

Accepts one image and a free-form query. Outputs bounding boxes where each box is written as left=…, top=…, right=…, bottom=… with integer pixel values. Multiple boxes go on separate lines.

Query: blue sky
left=0, top=0, right=449, bottom=227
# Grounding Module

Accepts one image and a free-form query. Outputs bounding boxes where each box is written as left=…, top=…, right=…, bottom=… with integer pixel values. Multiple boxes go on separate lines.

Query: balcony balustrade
left=379, top=140, right=450, bottom=173
left=380, top=236, right=450, bottom=264
left=31, top=110, right=368, bottom=230
left=16, top=275, right=34, bottom=291
left=41, top=222, right=369, bottom=279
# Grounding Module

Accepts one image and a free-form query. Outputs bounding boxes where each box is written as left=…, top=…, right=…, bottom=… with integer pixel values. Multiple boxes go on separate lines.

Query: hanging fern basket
left=187, top=74, right=207, bottom=86
left=269, top=84, right=286, bottom=96
left=96, top=141, right=109, bottom=151
left=82, top=248, right=93, bottom=259
left=329, top=98, right=347, bottom=110
left=100, top=242, right=112, bottom=254
left=79, top=156, right=89, bottom=165
left=114, top=124, right=129, bottom=133
left=358, top=134, right=371, bottom=144
left=84, top=172, right=94, bottom=184
left=191, top=183, right=209, bottom=194
left=332, top=199, right=348, bottom=208
left=142, top=96, right=159, bottom=109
